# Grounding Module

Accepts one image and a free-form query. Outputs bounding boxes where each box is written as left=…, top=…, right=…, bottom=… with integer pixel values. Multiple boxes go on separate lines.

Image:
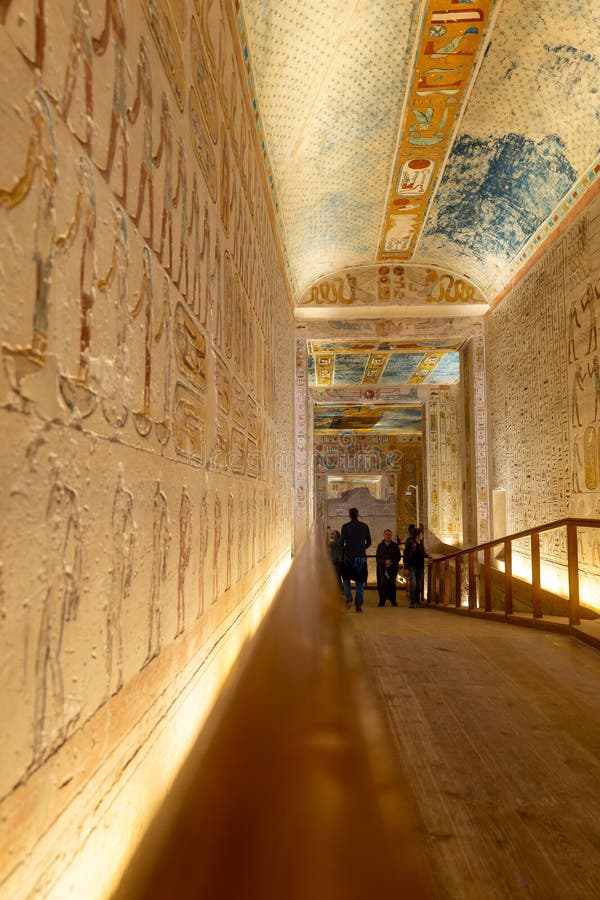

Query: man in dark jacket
left=340, top=508, right=371, bottom=612
left=376, top=529, right=400, bottom=607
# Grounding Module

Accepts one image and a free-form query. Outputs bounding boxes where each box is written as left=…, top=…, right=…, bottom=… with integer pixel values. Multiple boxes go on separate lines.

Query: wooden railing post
left=483, top=546, right=492, bottom=612
left=468, top=551, right=476, bottom=610
left=454, top=555, right=462, bottom=608
left=443, top=559, right=450, bottom=606
left=531, top=531, right=542, bottom=619
left=423, top=518, right=600, bottom=626
left=427, top=562, right=432, bottom=605
left=504, top=540, right=513, bottom=615
left=566, top=523, right=581, bottom=626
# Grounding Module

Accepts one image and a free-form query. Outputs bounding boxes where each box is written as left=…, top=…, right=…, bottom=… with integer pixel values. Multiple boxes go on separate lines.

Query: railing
left=426, top=518, right=600, bottom=628
left=112, top=525, right=432, bottom=900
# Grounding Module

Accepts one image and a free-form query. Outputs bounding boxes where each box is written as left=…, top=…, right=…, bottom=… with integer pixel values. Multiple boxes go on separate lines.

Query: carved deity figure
left=1, top=91, right=57, bottom=386
left=56, top=156, right=98, bottom=418
left=143, top=483, right=170, bottom=667
left=128, top=37, right=154, bottom=243
left=176, top=488, right=192, bottom=638
left=98, top=206, right=129, bottom=426
left=94, top=0, right=128, bottom=202
left=31, top=461, right=82, bottom=769
left=154, top=93, right=175, bottom=272
left=107, top=473, right=134, bottom=696
left=60, top=0, right=94, bottom=154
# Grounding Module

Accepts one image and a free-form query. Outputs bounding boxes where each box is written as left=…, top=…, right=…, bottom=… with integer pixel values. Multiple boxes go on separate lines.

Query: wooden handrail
left=427, top=517, right=600, bottom=628
left=427, top=517, right=600, bottom=562
left=112, top=525, right=432, bottom=900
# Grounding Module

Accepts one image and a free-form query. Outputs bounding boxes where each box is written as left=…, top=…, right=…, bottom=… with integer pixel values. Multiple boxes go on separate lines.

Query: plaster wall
left=486, top=191, right=600, bottom=572
left=0, top=0, right=294, bottom=895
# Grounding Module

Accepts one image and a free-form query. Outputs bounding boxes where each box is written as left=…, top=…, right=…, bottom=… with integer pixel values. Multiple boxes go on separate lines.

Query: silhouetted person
left=376, top=529, right=400, bottom=607
left=328, top=529, right=344, bottom=594
left=341, top=508, right=371, bottom=612
left=405, top=527, right=430, bottom=607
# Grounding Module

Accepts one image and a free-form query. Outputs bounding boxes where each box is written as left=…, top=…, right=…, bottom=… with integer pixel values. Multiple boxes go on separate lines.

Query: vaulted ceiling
left=235, top=0, right=600, bottom=314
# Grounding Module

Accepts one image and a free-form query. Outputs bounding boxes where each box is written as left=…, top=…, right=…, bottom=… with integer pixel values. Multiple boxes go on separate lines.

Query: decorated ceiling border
left=232, top=0, right=298, bottom=295
left=298, top=262, right=488, bottom=308
left=378, top=0, right=497, bottom=262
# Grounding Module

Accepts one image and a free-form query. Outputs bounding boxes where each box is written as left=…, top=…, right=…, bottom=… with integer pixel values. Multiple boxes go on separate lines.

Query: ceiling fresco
left=313, top=403, right=423, bottom=435
left=235, top=0, right=600, bottom=303
left=307, top=339, right=463, bottom=387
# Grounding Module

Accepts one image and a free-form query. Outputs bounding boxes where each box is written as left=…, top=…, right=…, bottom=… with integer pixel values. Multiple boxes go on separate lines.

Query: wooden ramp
left=350, top=589, right=600, bottom=900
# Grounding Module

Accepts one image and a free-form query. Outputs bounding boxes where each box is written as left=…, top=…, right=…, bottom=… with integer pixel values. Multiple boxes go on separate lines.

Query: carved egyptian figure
left=31, top=463, right=82, bottom=770
left=1, top=91, right=57, bottom=384
left=60, top=0, right=94, bottom=154
left=94, top=0, right=128, bottom=201
left=56, top=156, right=99, bottom=418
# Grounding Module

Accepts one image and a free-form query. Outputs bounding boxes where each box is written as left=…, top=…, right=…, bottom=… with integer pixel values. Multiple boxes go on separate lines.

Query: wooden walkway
left=350, top=588, right=600, bottom=900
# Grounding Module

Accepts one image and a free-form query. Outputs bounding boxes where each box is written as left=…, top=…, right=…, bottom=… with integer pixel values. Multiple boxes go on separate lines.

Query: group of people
left=328, top=509, right=430, bottom=611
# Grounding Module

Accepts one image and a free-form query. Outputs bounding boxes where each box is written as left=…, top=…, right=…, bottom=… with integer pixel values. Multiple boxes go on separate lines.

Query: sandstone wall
left=0, top=1, right=294, bottom=895
left=486, top=189, right=600, bottom=568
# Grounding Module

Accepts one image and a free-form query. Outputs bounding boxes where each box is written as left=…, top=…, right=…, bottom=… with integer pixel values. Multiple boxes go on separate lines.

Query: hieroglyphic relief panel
left=427, top=385, right=462, bottom=544
left=486, top=219, right=571, bottom=561
left=0, top=0, right=295, bottom=888
left=294, top=338, right=309, bottom=547
left=471, top=336, right=489, bottom=543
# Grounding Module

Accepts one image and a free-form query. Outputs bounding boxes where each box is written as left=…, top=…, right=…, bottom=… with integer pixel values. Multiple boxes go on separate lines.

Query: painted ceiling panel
left=380, top=353, right=427, bottom=383
left=332, top=354, right=368, bottom=384
left=314, top=404, right=422, bottom=434
left=236, top=0, right=600, bottom=305
left=425, top=351, right=460, bottom=383
left=307, top=339, right=463, bottom=386
left=415, top=0, right=600, bottom=293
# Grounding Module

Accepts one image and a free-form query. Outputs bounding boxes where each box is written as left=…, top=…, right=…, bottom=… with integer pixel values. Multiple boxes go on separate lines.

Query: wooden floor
left=349, top=588, right=600, bottom=900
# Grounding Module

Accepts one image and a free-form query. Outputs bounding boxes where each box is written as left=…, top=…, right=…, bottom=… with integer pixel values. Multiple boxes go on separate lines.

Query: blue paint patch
left=307, top=354, right=315, bottom=384
left=373, top=408, right=422, bottom=431
left=333, top=354, right=367, bottom=384
left=380, top=353, right=425, bottom=383
left=425, top=132, right=576, bottom=263
left=425, top=352, right=460, bottom=383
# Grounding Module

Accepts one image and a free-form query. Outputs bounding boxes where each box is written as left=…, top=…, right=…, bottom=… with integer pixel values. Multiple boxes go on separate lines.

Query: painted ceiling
left=307, top=339, right=463, bottom=386
left=313, top=403, right=423, bottom=434
left=235, top=0, right=600, bottom=304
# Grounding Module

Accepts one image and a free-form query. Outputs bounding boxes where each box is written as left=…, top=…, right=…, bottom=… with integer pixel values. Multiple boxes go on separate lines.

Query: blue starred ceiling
left=236, top=0, right=600, bottom=304
left=307, top=340, right=463, bottom=387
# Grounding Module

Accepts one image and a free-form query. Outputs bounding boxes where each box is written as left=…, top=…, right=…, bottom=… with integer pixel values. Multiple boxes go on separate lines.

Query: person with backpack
left=340, top=508, right=371, bottom=612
